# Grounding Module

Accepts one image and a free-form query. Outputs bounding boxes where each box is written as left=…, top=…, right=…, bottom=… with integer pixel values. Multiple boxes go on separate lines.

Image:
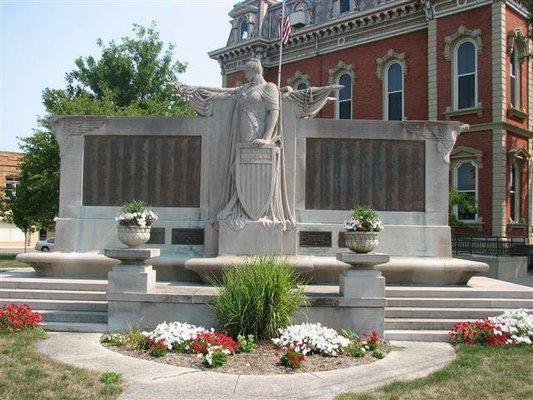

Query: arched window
left=337, top=73, right=352, bottom=119
left=454, top=40, right=477, bottom=110
left=509, top=163, right=520, bottom=222
left=296, top=81, right=309, bottom=90
left=240, top=20, right=249, bottom=40
left=385, top=62, right=403, bottom=121
left=340, top=0, right=351, bottom=14
left=454, top=161, right=478, bottom=221
left=510, top=49, right=520, bottom=108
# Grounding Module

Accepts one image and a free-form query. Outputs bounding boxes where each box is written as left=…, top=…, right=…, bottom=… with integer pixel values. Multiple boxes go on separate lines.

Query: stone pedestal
left=218, top=221, right=284, bottom=256
left=105, top=248, right=160, bottom=293
left=336, top=252, right=390, bottom=336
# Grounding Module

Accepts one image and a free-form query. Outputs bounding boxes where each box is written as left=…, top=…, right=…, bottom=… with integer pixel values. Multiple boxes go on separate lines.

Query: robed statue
left=174, top=58, right=339, bottom=233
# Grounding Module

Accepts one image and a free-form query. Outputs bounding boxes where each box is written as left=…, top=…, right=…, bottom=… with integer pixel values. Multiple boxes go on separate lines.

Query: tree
left=449, top=188, right=478, bottom=229
left=12, top=22, right=192, bottom=233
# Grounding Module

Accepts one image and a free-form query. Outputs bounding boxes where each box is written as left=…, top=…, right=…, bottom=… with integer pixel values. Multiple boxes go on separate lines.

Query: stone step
left=0, top=298, right=108, bottom=312
left=385, top=307, right=533, bottom=319
left=385, top=318, right=476, bottom=330
left=0, top=277, right=108, bottom=292
left=43, top=321, right=108, bottom=333
left=386, top=286, right=533, bottom=299
left=386, top=297, right=533, bottom=309
left=384, top=329, right=450, bottom=342
left=38, top=310, right=107, bottom=324
left=0, top=288, right=106, bottom=301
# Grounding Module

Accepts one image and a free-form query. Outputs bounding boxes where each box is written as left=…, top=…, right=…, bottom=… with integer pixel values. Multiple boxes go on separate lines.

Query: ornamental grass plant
left=211, top=256, right=306, bottom=340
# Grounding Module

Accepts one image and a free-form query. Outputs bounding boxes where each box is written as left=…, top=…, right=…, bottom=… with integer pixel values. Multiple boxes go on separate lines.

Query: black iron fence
left=452, top=234, right=530, bottom=257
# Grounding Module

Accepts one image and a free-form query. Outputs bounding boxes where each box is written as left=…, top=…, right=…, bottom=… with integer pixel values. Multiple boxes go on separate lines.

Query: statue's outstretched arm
left=171, top=82, right=240, bottom=116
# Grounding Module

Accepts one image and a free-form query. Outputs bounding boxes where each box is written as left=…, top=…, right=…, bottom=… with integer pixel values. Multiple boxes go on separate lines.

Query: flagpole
left=277, top=0, right=286, bottom=88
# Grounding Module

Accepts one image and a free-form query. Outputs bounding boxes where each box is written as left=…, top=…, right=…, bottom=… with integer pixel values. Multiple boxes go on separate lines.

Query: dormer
left=290, top=1, right=315, bottom=29
left=227, top=0, right=275, bottom=45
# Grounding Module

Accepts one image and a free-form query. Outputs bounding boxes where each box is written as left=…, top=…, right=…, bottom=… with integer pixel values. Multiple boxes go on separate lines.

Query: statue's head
left=243, top=58, right=263, bottom=81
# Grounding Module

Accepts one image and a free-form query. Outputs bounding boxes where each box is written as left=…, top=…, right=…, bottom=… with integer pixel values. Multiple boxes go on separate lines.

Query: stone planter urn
left=345, top=231, right=380, bottom=254
left=117, top=226, right=151, bottom=248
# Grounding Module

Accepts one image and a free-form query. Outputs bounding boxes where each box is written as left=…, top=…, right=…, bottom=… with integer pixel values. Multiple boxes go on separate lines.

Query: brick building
left=209, top=0, right=533, bottom=240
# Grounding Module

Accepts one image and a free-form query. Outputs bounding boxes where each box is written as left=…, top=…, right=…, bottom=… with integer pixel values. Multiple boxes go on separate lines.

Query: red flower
left=449, top=319, right=510, bottom=346
left=0, top=304, right=43, bottom=331
left=190, top=331, right=238, bottom=355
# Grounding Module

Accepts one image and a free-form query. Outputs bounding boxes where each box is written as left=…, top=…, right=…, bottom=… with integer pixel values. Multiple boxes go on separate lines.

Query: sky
left=0, top=0, right=236, bottom=152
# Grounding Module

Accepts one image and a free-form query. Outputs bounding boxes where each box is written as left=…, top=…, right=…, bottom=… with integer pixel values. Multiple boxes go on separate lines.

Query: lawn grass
left=0, top=254, right=30, bottom=269
left=336, top=345, right=533, bottom=400
left=0, top=328, right=124, bottom=400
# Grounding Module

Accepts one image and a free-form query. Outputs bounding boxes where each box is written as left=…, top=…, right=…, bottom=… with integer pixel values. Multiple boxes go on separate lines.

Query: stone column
left=105, top=248, right=160, bottom=293
left=491, top=0, right=507, bottom=237
left=427, top=19, right=438, bottom=121
left=336, top=253, right=390, bottom=336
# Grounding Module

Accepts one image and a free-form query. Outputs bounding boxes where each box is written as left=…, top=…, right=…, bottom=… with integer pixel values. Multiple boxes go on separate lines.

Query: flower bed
left=0, top=303, right=43, bottom=331
left=450, top=309, right=533, bottom=346
left=101, top=321, right=395, bottom=374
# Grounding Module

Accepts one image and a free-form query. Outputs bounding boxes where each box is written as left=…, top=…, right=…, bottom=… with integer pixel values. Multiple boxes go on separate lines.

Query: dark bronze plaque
left=83, top=135, right=201, bottom=207
left=305, top=138, right=425, bottom=211
left=299, top=231, right=332, bottom=247
left=171, top=228, right=204, bottom=245
left=147, top=228, right=165, bottom=245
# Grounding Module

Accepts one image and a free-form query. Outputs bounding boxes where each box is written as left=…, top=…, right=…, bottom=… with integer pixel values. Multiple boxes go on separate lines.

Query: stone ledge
left=444, top=105, right=484, bottom=119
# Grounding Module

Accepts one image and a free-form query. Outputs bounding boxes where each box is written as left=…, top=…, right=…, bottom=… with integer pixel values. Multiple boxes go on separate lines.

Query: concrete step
left=385, top=307, right=533, bottom=319
left=38, top=310, right=107, bottom=324
left=0, top=288, right=106, bottom=301
left=0, top=277, right=107, bottom=292
left=0, top=298, right=108, bottom=312
left=386, top=286, right=533, bottom=299
left=386, top=297, right=533, bottom=309
left=43, top=321, right=108, bottom=333
left=384, top=329, right=450, bottom=342
left=385, top=318, right=476, bottom=330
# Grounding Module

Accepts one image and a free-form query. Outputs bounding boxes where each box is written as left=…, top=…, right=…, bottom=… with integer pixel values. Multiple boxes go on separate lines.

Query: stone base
left=108, top=265, right=156, bottom=293
left=339, top=269, right=386, bottom=298
left=218, top=220, right=284, bottom=256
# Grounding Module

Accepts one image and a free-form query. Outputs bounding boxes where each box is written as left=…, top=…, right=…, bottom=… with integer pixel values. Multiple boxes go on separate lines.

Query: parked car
left=35, top=237, right=55, bottom=252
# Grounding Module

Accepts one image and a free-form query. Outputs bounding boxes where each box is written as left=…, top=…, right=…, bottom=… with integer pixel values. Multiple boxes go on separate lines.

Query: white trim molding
left=443, top=25, right=483, bottom=61
left=508, top=146, right=531, bottom=167
left=376, top=49, right=407, bottom=80
left=450, top=146, right=484, bottom=168
left=452, top=160, right=480, bottom=222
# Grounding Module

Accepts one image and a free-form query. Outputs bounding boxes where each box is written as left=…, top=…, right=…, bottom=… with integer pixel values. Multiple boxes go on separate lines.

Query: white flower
left=272, top=323, right=350, bottom=357
left=488, top=309, right=533, bottom=345
left=144, top=321, right=207, bottom=350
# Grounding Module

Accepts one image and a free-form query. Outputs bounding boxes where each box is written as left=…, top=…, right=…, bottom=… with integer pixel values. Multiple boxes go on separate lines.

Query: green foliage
left=211, top=256, right=306, bottom=341
left=341, top=329, right=360, bottom=341
left=349, top=205, right=382, bottom=232
left=10, top=22, right=192, bottom=232
left=202, top=348, right=229, bottom=368
left=149, top=347, right=167, bottom=358
left=346, top=343, right=366, bottom=358
left=99, top=372, right=122, bottom=384
left=121, top=200, right=151, bottom=214
left=236, top=334, right=256, bottom=353
left=100, top=334, right=126, bottom=347
left=371, top=350, right=384, bottom=359
left=449, top=188, right=478, bottom=228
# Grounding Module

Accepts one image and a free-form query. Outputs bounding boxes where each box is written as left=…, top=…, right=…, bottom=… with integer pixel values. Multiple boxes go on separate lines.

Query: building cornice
left=463, top=122, right=533, bottom=138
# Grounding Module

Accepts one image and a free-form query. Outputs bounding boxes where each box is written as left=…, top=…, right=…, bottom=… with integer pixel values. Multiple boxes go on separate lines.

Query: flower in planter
left=100, top=333, right=126, bottom=347
left=280, top=348, right=305, bottom=369
left=343, top=205, right=383, bottom=232
left=198, top=345, right=231, bottom=368
left=0, top=304, right=43, bottom=331
left=146, top=338, right=169, bottom=357
left=115, top=200, right=158, bottom=228
left=144, top=321, right=207, bottom=351
left=190, top=331, right=238, bottom=355
left=362, top=331, right=382, bottom=351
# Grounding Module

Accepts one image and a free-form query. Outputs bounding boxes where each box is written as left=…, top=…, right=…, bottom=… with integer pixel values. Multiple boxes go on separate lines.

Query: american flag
left=279, top=14, right=291, bottom=45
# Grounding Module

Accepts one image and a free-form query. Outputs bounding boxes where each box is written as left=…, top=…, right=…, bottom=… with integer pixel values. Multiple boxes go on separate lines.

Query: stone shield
left=236, top=143, right=277, bottom=221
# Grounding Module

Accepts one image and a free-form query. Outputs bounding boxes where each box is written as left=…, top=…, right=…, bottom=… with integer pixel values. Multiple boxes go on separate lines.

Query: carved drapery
left=402, top=121, right=461, bottom=164
left=283, top=85, right=342, bottom=118
left=287, top=70, right=310, bottom=88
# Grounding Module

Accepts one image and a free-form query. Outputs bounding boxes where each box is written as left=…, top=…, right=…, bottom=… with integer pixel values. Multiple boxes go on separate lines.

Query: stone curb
left=37, top=332, right=456, bottom=400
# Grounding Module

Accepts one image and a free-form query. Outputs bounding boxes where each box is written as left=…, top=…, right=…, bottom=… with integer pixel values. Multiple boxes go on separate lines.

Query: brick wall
left=0, top=151, right=22, bottom=192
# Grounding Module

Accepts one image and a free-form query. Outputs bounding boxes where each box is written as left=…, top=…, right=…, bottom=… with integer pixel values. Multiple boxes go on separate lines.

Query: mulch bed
left=108, top=342, right=397, bottom=375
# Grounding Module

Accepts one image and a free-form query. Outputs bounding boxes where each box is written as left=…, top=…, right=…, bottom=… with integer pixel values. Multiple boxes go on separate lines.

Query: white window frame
left=453, top=160, right=479, bottom=222
left=453, top=39, right=478, bottom=111
left=335, top=72, right=353, bottom=119
left=510, top=49, right=520, bottom=108
left=509, top=162, right=521, bottom=222
left=383, top=61, right=404, bottom=121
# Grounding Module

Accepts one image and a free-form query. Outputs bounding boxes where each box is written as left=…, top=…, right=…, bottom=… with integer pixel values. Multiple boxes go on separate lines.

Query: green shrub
left=236, top=334, right=256, bottom=353
left=100, top=333, right=126, bottom=347
left=124, top=325, right=148, bottom=349
left=372, top=349, right=385, bottom=359
left=346, top=343, right=366, bottom=358
left=100, top=372, right=122, bottom=384
left=211, top=256, right=306, bottom=340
